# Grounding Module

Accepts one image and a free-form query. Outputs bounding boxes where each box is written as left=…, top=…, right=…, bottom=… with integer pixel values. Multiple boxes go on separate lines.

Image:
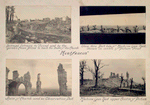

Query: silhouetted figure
left=117, top=25, right=121, bottom=33
left=87, top=25, right=90, bottom=31
left=125, top=27, right=132, bottom=33
left=130, top=78, right=133, bottom=89
left=100, top=25, right=104, bottom=33
left=81, top=26, right=84, bottom=32
left=143, top=25, right=146, bottom=30
left=133, top=25, right=139, bottom=33
left=123, top=82, right=125, bottom=87
left=120, top=74, right=124, bottom=88
left=93, top=25, right=97, bottom=30
left=126, top=71, right=129, bottom=87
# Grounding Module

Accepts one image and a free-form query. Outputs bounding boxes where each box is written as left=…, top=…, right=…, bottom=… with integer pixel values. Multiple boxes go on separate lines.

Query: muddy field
left=6, top=22, right=71, bottom=44
left=80, top=85, right=145, bottom=97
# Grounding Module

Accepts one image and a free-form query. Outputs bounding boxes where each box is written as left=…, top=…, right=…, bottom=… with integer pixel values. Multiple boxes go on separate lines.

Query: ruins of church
left=6, top=67, right=32, bottom=96
left=109, top=72, right=119, bottom=78
left=57, top=63, right=68, bottom=96
left=6, top=63, right=69, bottom=96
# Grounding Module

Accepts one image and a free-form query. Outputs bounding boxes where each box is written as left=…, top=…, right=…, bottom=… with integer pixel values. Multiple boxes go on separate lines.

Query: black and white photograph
left=80, top=6, right=146, bottom=44
left=80, top=59, right=146, bottom=96
left=6, top=59, right=72, bottom=96
left=6, top=6, right=71, bottom=43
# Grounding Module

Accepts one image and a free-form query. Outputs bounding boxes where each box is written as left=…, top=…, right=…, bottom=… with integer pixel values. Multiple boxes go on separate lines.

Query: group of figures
left=109, top=72, right=146, bottom=90
left=80, top=25, right=146, bottom=33
left=6, top=63, right=68, bottom=96
left=119, top=72, right=132, bottom=89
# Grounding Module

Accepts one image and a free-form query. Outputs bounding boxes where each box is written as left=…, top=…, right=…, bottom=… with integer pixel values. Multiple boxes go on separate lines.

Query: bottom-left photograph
left=6, top=59, right=72, bottom=96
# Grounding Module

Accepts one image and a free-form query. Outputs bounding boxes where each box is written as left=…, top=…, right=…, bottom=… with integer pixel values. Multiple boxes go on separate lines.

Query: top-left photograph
left=6, top=6, right=71, bottom=44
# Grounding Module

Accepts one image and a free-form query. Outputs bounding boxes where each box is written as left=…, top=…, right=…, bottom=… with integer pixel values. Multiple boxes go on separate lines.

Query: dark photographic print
left=6, top=6, right=71, bottom=43
left=80, top=6, right=146, bottom=44
left=80, top=59, right=146, bottom=96
left=6, top=59, right=72, bottom=96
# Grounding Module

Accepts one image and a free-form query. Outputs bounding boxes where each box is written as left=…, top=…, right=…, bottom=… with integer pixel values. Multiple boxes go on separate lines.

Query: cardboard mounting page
left=0, top=0, right=150, bottom=105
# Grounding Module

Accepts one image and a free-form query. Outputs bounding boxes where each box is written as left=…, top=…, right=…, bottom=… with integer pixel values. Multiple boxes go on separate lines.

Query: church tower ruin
left=57, top=63, right=67, bottom=96
left=36, top=73, right=42, bottom=95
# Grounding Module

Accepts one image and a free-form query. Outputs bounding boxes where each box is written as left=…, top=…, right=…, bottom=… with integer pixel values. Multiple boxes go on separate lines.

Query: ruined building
left=6, top=67, right=32, bottom=96
left=57, top=63, right=67, bottom=96
left=109, top=72, right=119, bottom=78
left=36, top=73, right=42, bottom=95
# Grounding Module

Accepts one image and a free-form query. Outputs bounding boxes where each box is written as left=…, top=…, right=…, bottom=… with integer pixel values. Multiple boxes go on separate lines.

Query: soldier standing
left=126, top=71, right=129, bottom=87
left=133, top=25, right=139, bottom=33
left=120, top=74, right=124, bottom=88
left=87, top=25, right=90, bottom=31
left=130, top=78, right=133, bottom=89
left=117, top=25, right=121, bottom=33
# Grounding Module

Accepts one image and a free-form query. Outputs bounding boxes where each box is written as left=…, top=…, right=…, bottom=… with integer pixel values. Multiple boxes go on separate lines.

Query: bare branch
left=87, top=66, right=95, bottom=76
left=97, top=60, right=101, bottom=67
left=99, top=64, right=109, bottom=70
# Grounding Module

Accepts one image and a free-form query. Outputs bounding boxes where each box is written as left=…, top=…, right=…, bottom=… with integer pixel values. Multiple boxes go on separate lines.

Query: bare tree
left=6, top=6, right=15, bottom=23
left=80, top=60, right=86, bottom=86
left=88, top=59, right=108, bottom=87
left=6, top=6, right=10, bottom=23
left=10, top=6, right=15, bottom=22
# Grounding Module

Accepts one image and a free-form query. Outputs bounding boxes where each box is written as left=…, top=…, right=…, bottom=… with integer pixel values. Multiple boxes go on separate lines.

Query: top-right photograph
left=80, top=6, right=146, bottom=44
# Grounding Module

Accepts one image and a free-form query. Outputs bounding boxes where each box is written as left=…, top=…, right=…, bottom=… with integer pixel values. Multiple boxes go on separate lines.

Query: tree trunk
left=81, top=71, right=84, bottom=86
left=95, top=69, right=98, bottom=87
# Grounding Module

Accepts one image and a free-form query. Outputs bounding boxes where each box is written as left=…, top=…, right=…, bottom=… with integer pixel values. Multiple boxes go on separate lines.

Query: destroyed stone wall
left=6, top=68, right=32, bottom=96
left=13, top=71, right=19, bottom=80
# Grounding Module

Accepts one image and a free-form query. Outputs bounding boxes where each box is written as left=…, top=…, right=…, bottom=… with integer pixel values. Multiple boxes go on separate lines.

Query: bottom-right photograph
left=80, top=59, right=146, bottom=97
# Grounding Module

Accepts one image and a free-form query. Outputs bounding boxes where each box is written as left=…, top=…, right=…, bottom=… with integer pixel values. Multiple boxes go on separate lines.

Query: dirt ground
left=80, top=85, right=146, bottom=97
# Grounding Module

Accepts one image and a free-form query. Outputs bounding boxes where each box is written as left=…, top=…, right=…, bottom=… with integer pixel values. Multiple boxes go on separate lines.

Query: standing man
left=126, top=71, right=129, bottom=87
left=133, top=25, right=139, bottom=33
left=117, top=25, right=121, bottom=33
left=87, top=25, right=90, bottom=31
left=130, top=78, right=133, bottom=89
left=120, top=74, right=124, bottom=88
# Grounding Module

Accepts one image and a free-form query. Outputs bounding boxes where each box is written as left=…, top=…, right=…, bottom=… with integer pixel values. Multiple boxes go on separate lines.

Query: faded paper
left=0, top=0, right=150, bottom=105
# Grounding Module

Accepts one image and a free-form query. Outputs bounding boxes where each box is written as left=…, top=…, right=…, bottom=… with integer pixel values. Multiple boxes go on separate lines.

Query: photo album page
left=0, top=0, right=150, bottom=105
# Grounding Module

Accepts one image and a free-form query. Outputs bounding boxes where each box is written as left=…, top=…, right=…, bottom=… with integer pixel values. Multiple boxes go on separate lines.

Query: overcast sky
left=6, top=59, right=72, bottom=90
left=13, top=6, right=71, bottom=20
left=80, top=13, right=146, bottom=26
left=82, top=59, right=145, bottom=84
